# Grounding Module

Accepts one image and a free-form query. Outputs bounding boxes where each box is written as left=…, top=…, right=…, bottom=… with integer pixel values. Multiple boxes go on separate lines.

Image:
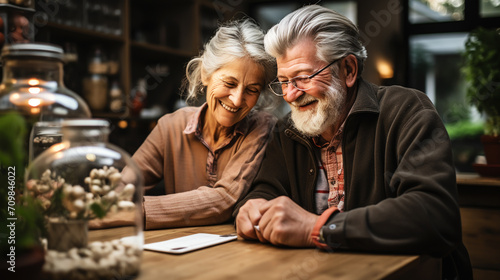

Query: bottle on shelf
left=109, top=80, right=124, bottom=113
left=129, top=78, right=147, bottom=117
left=83, top=47, right=108, bottom=112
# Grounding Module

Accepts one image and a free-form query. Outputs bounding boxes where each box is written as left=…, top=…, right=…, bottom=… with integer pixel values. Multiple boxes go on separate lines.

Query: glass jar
left=25, top=119, right=144, bottom=279
left=0, top=43, right=92, bottom=162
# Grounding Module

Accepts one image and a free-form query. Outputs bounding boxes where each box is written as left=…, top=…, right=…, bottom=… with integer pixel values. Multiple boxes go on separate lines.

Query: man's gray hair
left=264, top=5, right=367, bottom=76
left=183, top=18, right=277, bottom=110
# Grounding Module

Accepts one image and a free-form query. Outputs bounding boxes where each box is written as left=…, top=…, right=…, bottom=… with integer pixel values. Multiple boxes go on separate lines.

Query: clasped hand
left=236, top=196, right=319, bottom=247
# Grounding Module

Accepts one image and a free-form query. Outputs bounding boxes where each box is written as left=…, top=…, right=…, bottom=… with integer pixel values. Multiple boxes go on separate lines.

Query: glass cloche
left=25, top=119, right=144, bottom=279
left=0, top=43, right=92, bottom=162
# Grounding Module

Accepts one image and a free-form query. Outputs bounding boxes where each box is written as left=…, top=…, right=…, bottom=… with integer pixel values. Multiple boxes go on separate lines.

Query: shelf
left=43, top=22, right=125, bottom=43
left=130, top=41, right=195, bottom=59
left=31, top=0, right=229, bottom=119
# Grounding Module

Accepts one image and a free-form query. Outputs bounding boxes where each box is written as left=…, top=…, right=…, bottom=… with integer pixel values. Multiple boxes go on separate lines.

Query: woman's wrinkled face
left=203, top=57, right=265, bottom=128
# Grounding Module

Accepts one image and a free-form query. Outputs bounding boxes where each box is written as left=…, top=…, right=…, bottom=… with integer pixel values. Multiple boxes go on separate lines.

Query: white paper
left=143, top=233, right=237, bottom=254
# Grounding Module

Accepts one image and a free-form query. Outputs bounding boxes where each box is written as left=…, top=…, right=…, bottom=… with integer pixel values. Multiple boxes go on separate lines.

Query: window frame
left=403, top=0, right=500, bottom=85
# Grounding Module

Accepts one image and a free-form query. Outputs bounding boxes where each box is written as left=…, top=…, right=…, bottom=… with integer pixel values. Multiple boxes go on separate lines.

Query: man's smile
left=298, top=100, right=318, bottom=111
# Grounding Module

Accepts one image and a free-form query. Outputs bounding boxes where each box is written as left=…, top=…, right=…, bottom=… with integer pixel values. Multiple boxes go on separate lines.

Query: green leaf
left=462, top=27, right=500, bottom=136
left=89, top=203, right=107, bottom=219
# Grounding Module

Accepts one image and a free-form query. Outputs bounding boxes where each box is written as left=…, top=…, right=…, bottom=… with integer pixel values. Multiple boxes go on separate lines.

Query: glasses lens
left=269, top=83, right=285, bottom=96
left=293, top=77, right=312, bottom=91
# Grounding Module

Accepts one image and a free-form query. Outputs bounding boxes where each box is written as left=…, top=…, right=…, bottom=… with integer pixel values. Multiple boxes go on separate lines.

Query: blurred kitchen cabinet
left=34, top=0, right=225, bottom=119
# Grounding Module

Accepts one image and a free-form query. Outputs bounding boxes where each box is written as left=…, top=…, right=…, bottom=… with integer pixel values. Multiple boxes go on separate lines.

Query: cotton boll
left=73, top=199, right=85, bottom=212
left=117, top=201, right=135, bottom=211
left=102, top=185, right=111, bottom=193
left=37, top=184, right=50, bottom=194
left=121, top=184, right=135, bottom=200
left=72, top=185, right=86, bottom=198
left=91, top=185, right=102, bottom=194
left=108, top=172, right=122, bottom=187
left=90, top=168, right=99, bottom=179
left=98, top=169, right=106, bottom=179
left=104, top=190, right=117, bottom=202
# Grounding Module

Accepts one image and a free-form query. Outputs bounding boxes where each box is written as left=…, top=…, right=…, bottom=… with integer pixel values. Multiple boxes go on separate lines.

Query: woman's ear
left=342, top=54, right=358, bottom=88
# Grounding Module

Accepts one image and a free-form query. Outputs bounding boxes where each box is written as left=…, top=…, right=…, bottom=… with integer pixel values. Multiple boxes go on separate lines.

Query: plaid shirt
left=313, top=125, right=345, bottom=214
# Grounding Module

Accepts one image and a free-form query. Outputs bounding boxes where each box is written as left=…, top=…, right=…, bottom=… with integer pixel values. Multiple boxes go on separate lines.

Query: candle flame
left=29, top=87, right=41, bottom=94
left=28, top=98, right=42, bottom=107
left=28, top=79, right=40, bottom=86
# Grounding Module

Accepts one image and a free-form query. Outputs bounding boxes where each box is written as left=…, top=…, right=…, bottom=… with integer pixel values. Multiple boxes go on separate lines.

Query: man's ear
left=342, top=54, right=358, bottom=88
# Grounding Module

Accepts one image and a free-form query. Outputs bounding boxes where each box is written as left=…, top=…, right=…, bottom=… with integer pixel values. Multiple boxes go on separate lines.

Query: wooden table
left=91, top=224, right=441, bottom=280
left=456, top=173, right=500, bottom=208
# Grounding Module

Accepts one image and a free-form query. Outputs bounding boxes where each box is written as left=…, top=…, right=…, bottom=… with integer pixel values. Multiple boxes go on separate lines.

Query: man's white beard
left=290, top=78, right=346, bottom=137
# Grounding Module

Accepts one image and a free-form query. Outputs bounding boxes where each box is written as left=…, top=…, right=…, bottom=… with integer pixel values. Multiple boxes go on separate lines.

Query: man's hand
left=237, top=196, right=319, bottom=247
left=236, top=198, right=268, bottom=240
left=258, top=196, right=319, bottom=247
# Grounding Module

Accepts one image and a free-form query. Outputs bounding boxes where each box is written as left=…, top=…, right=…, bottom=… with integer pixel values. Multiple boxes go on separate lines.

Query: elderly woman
left=133, top=19, right=277, bottom=230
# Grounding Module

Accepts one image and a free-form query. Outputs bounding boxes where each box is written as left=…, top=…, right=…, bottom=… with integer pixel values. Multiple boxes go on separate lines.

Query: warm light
left=28, top=98, right=42, bottom=107
left=118, top=120, right=128, bottom=129
left=377, top=60, right=394, bottom=79
left=30, top=107, right=40, bottom=114
left=50, top=143, right=66, bottom=153
left=29, top=87, right=41, bottom=94
left=86, top=153, right=97, bottom=162
left=10, top=93, right=20, bottom=101
left=8, top=90, right=56, bottom=109
left=28, top=79, right=40, bottom=86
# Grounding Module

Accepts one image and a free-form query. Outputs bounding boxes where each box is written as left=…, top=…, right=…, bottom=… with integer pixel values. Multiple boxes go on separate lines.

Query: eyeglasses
left=268, top=58, right=342, bottom=96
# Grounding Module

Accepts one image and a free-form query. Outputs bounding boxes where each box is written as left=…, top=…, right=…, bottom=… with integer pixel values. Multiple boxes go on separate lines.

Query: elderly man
left=234, top=5, right=472, bottom=279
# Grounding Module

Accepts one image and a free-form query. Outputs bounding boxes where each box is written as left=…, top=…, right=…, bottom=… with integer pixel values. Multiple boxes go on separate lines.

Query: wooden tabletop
left=457, top=173, right=500, bottom=187
left=90, top=224, right=441, bottom=280
left=456, top=173, right=500, bottom=207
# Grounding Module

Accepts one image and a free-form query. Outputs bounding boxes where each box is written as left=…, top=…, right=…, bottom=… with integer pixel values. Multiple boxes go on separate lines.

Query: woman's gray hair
left=183, top=18, right=277, bottom=111
left=264, top=5, right=367, bottom=77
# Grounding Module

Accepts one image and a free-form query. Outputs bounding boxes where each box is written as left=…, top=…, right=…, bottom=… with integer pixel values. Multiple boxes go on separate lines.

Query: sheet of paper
left=143, top=233, right=237, bottom=254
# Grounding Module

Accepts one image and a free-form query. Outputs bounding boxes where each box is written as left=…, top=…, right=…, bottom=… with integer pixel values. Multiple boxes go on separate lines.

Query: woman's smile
left=219, top=100, right=240, bottom=113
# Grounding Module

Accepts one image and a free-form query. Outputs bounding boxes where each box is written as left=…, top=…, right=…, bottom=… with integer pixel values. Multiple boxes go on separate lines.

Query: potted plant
left=23, top=119, right=143, bottom=280
left=462, top=27, right=500, bottom=166
left=0, top=112, right=45, bottom=279
left=25, top=167, right=137, bottom=251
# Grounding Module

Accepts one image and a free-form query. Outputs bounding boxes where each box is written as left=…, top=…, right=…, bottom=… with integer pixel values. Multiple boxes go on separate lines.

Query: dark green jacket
left=234, top=79, right=472, bottom=279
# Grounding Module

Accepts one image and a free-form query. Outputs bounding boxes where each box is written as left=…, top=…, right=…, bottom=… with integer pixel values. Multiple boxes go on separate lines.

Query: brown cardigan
left=133, top=105, right=276, bottom=229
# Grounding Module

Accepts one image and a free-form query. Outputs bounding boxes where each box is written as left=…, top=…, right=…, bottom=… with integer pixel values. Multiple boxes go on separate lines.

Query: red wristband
left=311, top=207, right=338, bottom=249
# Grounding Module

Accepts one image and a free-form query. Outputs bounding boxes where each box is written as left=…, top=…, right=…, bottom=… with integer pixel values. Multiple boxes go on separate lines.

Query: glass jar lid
left=1, top=43, right=64, bottom=61
left=62, top=119, right=109, bottom=128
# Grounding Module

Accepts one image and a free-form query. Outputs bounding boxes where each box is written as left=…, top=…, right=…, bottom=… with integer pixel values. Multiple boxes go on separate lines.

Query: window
left=406, top=0, right=499, bottom=172
left=409, top=0, right=465, bottom=23
left=481, top=0, right=500, bottom=17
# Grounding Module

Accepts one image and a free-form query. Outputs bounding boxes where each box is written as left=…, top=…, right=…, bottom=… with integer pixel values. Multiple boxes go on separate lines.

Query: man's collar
left=349, top=78, right=380, bottom=115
